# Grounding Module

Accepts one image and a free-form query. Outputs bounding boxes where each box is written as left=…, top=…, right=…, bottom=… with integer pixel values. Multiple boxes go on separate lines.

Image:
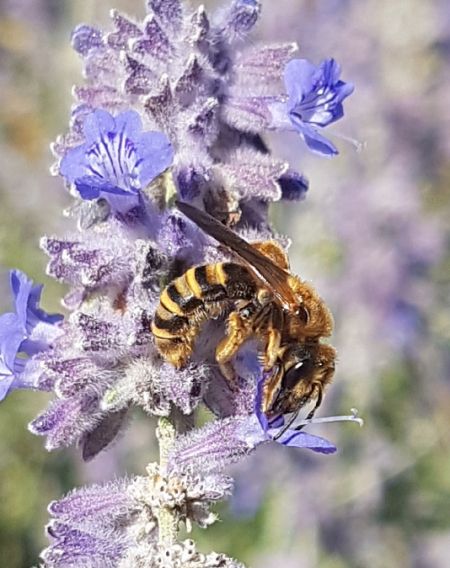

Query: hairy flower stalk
left=0, top=1, right=357, bottom=566
left=157, top=417, right=178, bottom=546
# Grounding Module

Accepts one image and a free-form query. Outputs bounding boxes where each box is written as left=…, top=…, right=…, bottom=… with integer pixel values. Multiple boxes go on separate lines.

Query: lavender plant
left=0, top=1, right=358, bottom=566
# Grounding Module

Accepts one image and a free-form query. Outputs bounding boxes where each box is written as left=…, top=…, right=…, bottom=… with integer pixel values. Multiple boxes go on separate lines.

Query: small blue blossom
left=60, top=109, right=174, bottom=201
left=284, top=58, right=354, bottom=155
left=0, top=270, right=62, bottom=401
left=240, top=412, right=337, bottom=454
left=11, top=270, right=63, bottom=353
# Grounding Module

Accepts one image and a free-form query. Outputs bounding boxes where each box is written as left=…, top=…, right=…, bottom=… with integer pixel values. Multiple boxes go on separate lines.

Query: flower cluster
left=41, top=461, right=235, bottom=567
left=0, top=1, right=355, bottom=566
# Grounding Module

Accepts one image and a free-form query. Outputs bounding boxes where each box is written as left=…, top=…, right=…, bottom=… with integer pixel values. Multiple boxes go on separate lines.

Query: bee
left=151, top=201, right=336, bottom=420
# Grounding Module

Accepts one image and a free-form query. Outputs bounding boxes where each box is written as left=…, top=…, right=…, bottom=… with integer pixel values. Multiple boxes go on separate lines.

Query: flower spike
left=2, top=1, right=360, bottom=566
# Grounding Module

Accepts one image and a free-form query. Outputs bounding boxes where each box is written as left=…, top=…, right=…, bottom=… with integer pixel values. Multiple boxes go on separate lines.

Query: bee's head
left=271, top=343, right=336, bottom=415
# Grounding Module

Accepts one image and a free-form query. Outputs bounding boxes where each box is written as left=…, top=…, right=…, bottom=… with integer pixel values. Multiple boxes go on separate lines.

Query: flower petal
left=292, top=121, right=338, bottom=156
left=0, top=312, right=25, bottom=400
left=277, top=429, right=337, bottom=454
left=284, top=58, right=316, bottom=107
left=82, top=109, right=116, bottom=143
left=0, top=312, right=25, bottom=372
left=321, top=58, right=341, bottom=85
left=60, top=144, right=91, bottom=184
left=10, top=269, right=34, bottom=328
left=136, top=131, right=174, bottom=186
left=114, top=109, right=143, bottom=140
left=9, top=270, right=63, bottom=352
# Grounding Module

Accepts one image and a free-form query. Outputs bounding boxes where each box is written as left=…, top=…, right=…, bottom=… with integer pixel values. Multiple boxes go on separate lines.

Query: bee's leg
left=215, top=307, right=257, bottom=389
left=261, top=364, right=283, bottom=413
left=217, top=301, right=276, bottom=372
left=216, top=311, right=254, bottom=365
left=261, top=305, right=283, bottom=371
left=217, top=301, right=277, bottom=392
left=252, top=241, right=290, bottom=270
left=264, top=329, right=281, bottom=369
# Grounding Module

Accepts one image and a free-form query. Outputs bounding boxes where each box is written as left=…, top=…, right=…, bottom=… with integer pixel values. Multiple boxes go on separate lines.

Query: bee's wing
left=176, top=201, right=298, bottom=309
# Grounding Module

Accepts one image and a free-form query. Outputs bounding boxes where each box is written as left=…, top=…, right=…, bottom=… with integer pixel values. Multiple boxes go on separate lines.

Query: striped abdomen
left=152, top=263, right=256, bottom=367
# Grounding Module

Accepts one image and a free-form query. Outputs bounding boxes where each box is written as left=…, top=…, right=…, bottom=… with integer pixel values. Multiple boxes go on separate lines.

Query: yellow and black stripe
left=152, top=262, right=256, bottom=345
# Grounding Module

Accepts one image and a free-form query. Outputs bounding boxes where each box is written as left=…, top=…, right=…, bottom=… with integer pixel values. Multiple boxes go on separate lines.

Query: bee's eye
left=281, top=359, right=313, bottom=391
left=295, top=306, right=309, bottom=324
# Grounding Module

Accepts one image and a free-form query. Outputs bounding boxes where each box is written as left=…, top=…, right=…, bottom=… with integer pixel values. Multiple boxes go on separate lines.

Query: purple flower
left=60, top=109, right=174, bottom=202
left=10, top=270, right=62, bottom=351
left=41, top=467, right=236, bottom=566
left=249, top=413, right=337, bottom=454
left=0, top=270, right=62, bottom=400
left=286, top=58, right=354, bottom=155
left=169, top=413, right=336, bottom=477
left=41, top=479, right=137, bottom=567
left=170, top=352, right=335, bottom=475
left=271, top=58, right=354, bottom=156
